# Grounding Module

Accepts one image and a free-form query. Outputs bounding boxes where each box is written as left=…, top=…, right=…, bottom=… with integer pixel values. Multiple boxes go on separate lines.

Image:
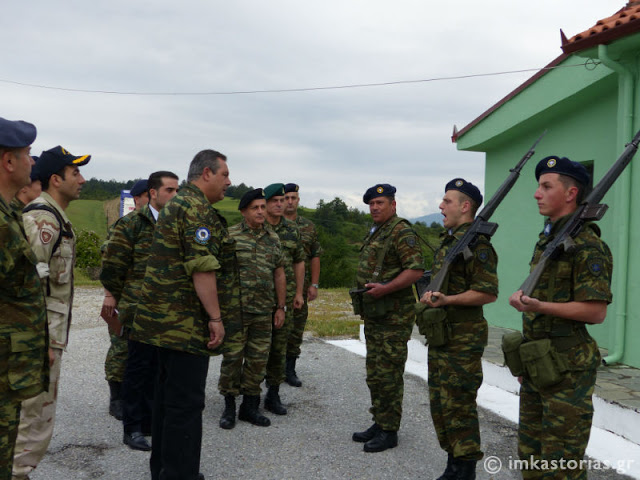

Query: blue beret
left=363, top=184, right=396, bottom=204
left=238, top=188, right=265, bottom=210
left=0, top=117, right=37, bottom=148
left=284, top=183, right=299, bottom=193
left=129, top=179, right=148, bottom=197
left=38, top=146, right=91, bottom=181
left=535, top=156, right=590, bottom=186
left=445, top=178, right=483, bottom=206
left=264, top=183, right=285, bottom=200
left=30, top=156, right=41, bottom=182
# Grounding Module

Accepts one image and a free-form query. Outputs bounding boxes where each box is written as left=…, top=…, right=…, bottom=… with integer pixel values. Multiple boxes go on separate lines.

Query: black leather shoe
left=352, top=423, right=380, bottom=443
left=123, top=431, right=151, bottom=451
left=363, top=430, right=398, bottom=453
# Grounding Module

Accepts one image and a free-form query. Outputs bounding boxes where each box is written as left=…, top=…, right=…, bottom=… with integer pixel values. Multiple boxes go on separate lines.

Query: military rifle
left=416, top=131, right=547, bottom=299
left=519, top=128, right=640, bottom=296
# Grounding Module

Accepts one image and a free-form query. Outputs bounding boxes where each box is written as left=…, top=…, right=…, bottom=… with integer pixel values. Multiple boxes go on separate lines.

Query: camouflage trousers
left=104, top=332, right=128, bottom=382
left=13, top=348, right=63, bottom=479
left=286, top=299, right=308, bottom=358
left=265, top=307, right=294, bottom=386
left=219, top=312, right=272, bottom=397
left=518, top=342, right=599, bottom=480
left=0, top=399, right=20, bottom=480
left=363, top=317, right=413, bottom=432
left=428, top=316, right=487, bottom=461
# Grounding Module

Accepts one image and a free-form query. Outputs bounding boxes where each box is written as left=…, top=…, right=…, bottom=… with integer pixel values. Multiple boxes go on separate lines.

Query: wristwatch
left=311, top=283, right=320, bottom=289
left=277, top=305, right=287, bottom=312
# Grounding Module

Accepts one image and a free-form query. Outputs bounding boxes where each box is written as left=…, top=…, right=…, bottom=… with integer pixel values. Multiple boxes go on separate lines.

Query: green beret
left=264, top=183, right=285, bottom=200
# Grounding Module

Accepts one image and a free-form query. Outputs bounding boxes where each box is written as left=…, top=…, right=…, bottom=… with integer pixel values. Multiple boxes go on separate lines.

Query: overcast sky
left=1, top=1, right=620, bottom=218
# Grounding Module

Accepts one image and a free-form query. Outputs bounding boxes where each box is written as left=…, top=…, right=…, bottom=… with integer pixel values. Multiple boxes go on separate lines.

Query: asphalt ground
left=28, top=289, right=631, bottom=480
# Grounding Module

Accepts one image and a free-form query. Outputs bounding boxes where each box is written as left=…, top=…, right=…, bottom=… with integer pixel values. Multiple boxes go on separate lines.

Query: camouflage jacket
left=0, top=196, right=49, bottom=401
left=10, top=196, right=25, bottom=213
left=229, top=220, right=284, bottom=315
left=23, top=192, right=76, bottom=350
left=433, top=222, right=499, bottom=322
left=100, top=205, right=155, bottom=328
left=293, top=215, right=323, bottom=289
left=268, top=217, right=305, bottom=303
left=523, top=216, right=613, bottom=342
left=356, top=215, right=424, bottom=318
left=130, top=183, right=241, bottom=356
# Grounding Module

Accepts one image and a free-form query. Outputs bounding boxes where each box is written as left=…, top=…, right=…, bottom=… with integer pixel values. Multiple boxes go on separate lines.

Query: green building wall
left=456, top=51, right=640, bottom=368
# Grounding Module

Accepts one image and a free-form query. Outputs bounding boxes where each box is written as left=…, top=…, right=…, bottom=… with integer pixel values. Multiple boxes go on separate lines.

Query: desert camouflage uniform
left=0, top=196, right=48, bottom=480
left=286, top=215, right=322, bottom=358
left=219, top=220, right=284, bottom=396
left=428, top=223, right=498, bottom=461
left=518, top=218, right=612, bottom=480
left=265, top=217, right=305, bottom=386
left=13, top=192, right=76, bottom=479
left=356, top=214, right=423, bottom=431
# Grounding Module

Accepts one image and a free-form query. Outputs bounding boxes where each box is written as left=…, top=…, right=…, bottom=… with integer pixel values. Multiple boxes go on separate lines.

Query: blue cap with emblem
left=363, top=184, right=396, bottom=204
left=129, top=179, right=148, bottom=197
left=535, top=156, right=590, bottom=186
left=284, top=183, right=299, bottom=193
left=0, top=117, right=37, bottom=148
left=38, top=145, right=91, bottom=181
left=445, top=178, right=483, bottom=206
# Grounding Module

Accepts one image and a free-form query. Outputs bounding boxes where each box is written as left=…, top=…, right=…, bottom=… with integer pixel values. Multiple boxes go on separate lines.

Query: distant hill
left=411, top=212, right=443, bottom=226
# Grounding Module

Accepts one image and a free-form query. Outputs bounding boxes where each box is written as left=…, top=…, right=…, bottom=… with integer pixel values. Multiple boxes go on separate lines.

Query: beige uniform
left=13, top=192, right=75, bottom=480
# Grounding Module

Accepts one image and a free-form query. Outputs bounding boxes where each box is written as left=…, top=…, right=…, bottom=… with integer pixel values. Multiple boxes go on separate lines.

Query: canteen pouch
left=361, top=293, right=388, bottom=319
left=415, top=306, right=449, bottom=347
left=349, top=289, right=363, bottom=316
left=501, top=331, right=524, bottom=377
left=519, top=338, right=569, bottom=389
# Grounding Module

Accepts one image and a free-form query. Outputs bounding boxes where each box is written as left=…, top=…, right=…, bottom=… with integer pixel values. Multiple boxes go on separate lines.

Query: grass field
left=66, top=199, right=108, bottom=238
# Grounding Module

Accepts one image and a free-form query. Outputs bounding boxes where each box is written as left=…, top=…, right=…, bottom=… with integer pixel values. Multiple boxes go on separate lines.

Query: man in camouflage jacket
left=420, top=179, right=498, bottom=480
left=100, top=171, right=178, bottom=451
left=509, top=157, right=612, bottom=480
left=0, top=117, right=48, bottom=480
left=352, top=184, right=423, bottom=453
left=131, top=150, right=240, bottom=480
left=218, top=188, right=286, bottom=430
left=13, top=145, right=90, bottom=480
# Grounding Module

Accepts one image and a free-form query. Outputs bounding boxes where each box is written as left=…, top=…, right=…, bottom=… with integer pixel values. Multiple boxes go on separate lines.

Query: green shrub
left=75, top=230, right=102, bottom=269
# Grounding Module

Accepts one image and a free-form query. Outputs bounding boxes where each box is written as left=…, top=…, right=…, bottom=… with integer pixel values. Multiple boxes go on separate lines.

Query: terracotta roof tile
left=562, top=2, right=640, bottom=54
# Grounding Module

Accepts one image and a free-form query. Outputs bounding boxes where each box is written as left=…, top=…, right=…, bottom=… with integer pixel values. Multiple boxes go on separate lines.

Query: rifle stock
left=519, top=127, right=640, bottom=296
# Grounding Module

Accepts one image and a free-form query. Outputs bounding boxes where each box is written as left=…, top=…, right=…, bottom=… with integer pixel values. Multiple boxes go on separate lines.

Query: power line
left=0, top=60, right=600, bottom=96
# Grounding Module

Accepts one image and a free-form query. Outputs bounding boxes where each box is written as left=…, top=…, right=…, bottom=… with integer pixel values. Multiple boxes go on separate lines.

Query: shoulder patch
left=194, top=226, right=211, bottom=245
left=588, top=258, right=604, bottom=276
left=40, top=227, right=55, bottom=245
left=476, top=247, right=490, bottom=263
left=405, top=236, right=416, bottom=247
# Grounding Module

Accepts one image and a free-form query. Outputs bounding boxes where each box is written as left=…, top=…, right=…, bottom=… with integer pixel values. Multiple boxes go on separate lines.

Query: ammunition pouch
left=349, top=289, right=364, bottom=316
left=361, top=293, right=389, bottom=319
left=519, top=339, right=569, bottom=390
left=415, top=305, right=449, bottom=347
left=501, top=331, right=524, bottom=377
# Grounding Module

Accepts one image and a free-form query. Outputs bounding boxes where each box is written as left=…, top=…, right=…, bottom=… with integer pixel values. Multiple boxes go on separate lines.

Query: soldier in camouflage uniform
left=0, top=117, right=48, bottom=480
left=509, top=157, right=612, bottom=480
left=10, top=157, right=41, bottom=213
left=283, top=183, right=322, bottom=387
left=352, top=184, right=424, bottom=453
left=263, top=183, right=305, bottom=416
left=218, top=188, right=286, bottom=429
left=419, top=179, right=498, bottom=479
left=13, top=145, right=91, bottom=480
left=101, top=172, right=178, bottom=451
left=131, top=150, right=240, bottom=480
left=102, top=178, right=149, bottom=422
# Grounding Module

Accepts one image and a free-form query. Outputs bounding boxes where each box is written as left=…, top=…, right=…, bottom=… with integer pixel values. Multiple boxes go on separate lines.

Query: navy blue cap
left=238, top=188, right=265, bottom=210
left=363, top=184, right=396, bottom=204
left=535, top=156, right=590, bottom=186
left=129, top=179, right=148, bottom=197
left=0, top=117, right=37, bottom=148
left=30, top=156, right=41, bottom=182
left=445, top=178, right=483, bottom=206
left=284, top=183, right=299, bottom=193
left=38, top=146, right=91, bottom=181
left=264, top=183, right=285, bottom=200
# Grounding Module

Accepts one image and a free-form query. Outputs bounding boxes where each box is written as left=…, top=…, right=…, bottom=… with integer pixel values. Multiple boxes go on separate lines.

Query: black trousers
left=150, top=347, right=209, bottom=480
left=122, top=339, right=157, bottom=434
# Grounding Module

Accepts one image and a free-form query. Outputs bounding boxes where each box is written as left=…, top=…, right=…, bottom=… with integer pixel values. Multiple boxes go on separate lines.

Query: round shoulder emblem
left=455, top=180, right=464, bottom=187
left=376, top=186, right=384, bottom=193
left=195, top=226, right=211, bottom=245
left=547, top=158, right=557, bottom=168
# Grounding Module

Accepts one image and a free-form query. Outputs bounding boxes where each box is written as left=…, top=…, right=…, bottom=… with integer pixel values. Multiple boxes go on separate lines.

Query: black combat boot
left=352, top=423, right=381, bottom=442
left=264, top=385, right=287, bottom=415
left=108, top=381, right=123, bottom=420
left=285, top=356, right=302, bottom=387
left=238, top=395, right=271, bottom=426
left=363, top=429, right=398, bottom=452
left=219, top=395, right=236, bottom=430
left=452, top=458, right=477, bottom=480
left=436, top=453, right=456, bottom=480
